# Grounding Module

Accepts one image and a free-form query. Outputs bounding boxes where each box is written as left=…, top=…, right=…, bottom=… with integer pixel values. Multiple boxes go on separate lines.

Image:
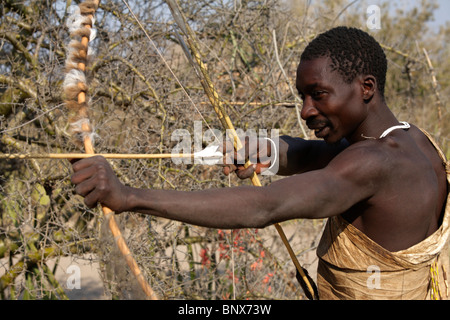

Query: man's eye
left=313, top=91, right=325, bottom=99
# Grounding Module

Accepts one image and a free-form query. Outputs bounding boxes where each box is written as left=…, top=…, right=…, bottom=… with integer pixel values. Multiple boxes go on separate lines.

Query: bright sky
left=367, top=0, right=450, bottom=30
left=431, top=0, right=450, bottom=28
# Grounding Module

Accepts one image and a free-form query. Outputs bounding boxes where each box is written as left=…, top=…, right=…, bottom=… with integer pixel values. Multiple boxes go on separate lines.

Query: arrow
left=0, top=145, right=224, bottom=163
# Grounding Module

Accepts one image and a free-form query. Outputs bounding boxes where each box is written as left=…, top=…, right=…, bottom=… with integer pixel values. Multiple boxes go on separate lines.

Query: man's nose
left=300, top=97, right=319, bottom=120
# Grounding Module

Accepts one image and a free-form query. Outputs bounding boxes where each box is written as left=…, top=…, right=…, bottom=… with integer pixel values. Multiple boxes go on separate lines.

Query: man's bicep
left=266, top=146, right=381, bottom=221
left=278, top=136, right=348, bottom=175
left=309, top=146, right=384, bottom=217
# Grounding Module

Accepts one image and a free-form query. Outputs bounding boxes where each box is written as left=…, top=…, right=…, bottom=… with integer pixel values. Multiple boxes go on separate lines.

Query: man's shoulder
left=327, top=138, right=395, bottom=175
left=328, top=126, right=435, bottom=183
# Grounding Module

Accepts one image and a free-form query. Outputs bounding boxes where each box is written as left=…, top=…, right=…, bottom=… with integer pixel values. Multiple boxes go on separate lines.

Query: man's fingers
left=74, top=175, right=97, bottom=197
left=69, top=158, right=81, bottom=165
left=222, top=140, right=252, bottom=163
left=254, top=162, right=271, bottom=174
left=222, top=137, right=273, bottom=179
left=223, top=161, right=269, bottom=179
left=235, top=164, right=256, bottom=179
left=222, top=165, right=231, bottom=176
left=223, top=163, right=239, bottom=176
left=71, top=155, right=105, bottom=172
left=71, top=162, right=99, bottom=185
left=82, top=188, right=101, bottom=208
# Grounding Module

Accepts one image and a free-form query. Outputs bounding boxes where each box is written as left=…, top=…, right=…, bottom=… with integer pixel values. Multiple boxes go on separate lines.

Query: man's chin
left=322, top=134, right=343, bottom=145
left=311, top=127, right=343, bottom=145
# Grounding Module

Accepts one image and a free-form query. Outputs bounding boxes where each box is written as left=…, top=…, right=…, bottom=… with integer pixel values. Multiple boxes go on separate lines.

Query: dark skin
left=71, top=56, right=447, bottom=252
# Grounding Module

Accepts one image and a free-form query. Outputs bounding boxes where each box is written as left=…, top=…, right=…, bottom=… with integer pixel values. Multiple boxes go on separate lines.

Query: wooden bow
left=64, top=0, right=157, bottom=300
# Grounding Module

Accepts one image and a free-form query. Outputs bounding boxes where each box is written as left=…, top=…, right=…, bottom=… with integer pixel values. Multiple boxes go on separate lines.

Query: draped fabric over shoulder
left=316, top=129, right=450, bottom=300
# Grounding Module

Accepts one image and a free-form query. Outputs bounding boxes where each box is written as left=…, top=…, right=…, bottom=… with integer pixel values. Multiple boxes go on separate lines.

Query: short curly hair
left=301, top=27, right=387, bottom=96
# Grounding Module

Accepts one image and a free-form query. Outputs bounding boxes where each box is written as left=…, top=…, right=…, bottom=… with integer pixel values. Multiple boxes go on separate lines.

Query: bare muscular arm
left=277, top=136, right=349, bottom=175
left=71, top=143, right=378, bottom=229
left=224, top=136, right=348, bottom=178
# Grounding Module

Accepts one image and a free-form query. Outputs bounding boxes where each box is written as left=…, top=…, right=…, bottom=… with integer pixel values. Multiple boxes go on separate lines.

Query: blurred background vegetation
left=0, top=0, right=448, bottom=299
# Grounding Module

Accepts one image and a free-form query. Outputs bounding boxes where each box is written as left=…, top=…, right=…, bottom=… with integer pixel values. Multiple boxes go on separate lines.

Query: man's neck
left=347, top=101, right=400, bottom=144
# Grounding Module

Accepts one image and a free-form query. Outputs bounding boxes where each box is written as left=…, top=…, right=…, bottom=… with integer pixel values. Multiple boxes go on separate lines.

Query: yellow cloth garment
left=316, top=130, right=450, bottom=300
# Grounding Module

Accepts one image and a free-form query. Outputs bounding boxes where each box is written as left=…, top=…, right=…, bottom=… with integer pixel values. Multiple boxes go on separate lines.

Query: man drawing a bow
left=71, top=27, right=449, bottom=300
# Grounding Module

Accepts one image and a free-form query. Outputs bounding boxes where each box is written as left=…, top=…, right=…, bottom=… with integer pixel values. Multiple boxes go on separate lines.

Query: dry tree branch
left=422, top=47, right=444, bottom=122
left=272, top=29, right=307, bottom=138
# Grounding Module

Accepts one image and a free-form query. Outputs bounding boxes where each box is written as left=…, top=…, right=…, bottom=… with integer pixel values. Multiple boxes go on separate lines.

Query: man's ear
left=361, top=75, right=377, bottom=102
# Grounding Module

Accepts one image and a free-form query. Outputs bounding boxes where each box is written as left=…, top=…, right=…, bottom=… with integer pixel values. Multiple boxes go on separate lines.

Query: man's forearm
left=124, top=185, right=274, bottom=229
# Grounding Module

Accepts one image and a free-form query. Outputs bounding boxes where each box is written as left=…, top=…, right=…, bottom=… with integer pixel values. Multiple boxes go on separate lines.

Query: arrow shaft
left=0, top=152, right=226, bottom=161
left=0, top=153, right=195, bottom=160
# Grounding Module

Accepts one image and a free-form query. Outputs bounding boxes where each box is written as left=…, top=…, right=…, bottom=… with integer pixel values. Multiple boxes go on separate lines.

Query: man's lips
left=306, top=119, right=330, bottom=137
left=316, top=126, right=331, bottom=138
